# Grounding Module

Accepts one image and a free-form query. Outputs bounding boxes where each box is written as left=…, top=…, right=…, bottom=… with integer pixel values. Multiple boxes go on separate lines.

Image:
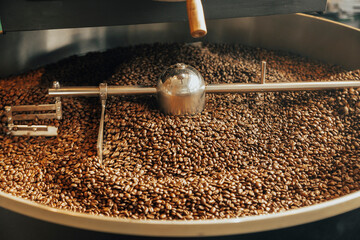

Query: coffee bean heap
left=0, top=43, right=360, bottom=220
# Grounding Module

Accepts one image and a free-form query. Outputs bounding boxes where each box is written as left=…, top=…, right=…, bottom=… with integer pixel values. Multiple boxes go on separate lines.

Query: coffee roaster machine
left=0, top=0, right=360, bottom=239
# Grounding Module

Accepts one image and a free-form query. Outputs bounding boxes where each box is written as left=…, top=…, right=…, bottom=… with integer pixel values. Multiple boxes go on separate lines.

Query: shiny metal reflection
left=157, top=63, right=205, bottom=115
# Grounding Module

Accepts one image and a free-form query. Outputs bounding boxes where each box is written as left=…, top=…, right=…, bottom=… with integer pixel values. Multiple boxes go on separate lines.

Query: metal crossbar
left=5, top=81, right=62, bottom=136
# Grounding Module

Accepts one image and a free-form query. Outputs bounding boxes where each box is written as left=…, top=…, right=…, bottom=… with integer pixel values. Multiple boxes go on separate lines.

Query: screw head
left=53, top=81, right=60, bottom=88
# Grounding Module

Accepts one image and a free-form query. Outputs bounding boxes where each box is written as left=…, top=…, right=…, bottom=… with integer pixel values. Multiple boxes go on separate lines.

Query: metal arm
left=97, top=83, right=107, bottom=163
left=49, top=81, right=360, bottom=97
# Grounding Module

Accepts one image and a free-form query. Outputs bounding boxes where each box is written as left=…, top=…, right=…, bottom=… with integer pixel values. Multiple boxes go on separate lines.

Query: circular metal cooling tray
left=0, top=13, right=360, bottom=237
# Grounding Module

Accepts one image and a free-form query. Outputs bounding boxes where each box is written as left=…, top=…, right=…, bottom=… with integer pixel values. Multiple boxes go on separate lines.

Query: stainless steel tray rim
left=1, top=189, right=360, bottom=236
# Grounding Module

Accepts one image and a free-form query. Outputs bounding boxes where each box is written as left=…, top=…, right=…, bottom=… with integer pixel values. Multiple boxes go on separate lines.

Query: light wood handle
left=186, top=0, right=207, bottom=38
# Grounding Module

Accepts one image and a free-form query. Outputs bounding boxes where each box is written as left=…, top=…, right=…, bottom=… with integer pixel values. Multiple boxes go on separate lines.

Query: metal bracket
left=7, top=125, right=58, bottom=136
left=5, top=81, right=62, bottom=136
left=97, top=83, right=107, bottom=163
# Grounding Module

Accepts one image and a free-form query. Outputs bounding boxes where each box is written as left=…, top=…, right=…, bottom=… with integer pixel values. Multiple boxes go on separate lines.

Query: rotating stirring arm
left=48, top=62, right=360, bottom=161
left=49, top=62, right=360, bottom=97
left=49, top=81, right=360, bottom=96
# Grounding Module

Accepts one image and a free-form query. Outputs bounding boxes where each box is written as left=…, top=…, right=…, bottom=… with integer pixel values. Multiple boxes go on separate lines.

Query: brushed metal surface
left=0, top=14, right=359, bottom=78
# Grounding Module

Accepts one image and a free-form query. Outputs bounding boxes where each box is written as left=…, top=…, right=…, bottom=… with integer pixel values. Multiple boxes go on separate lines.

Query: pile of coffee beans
left=0, top=43, right=360, bottom=220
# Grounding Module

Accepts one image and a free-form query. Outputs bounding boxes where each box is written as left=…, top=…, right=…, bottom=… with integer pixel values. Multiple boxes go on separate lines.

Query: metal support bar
left=48, top=86, right=157, bottom=97
left=12, top=113, right=58, bottom=121
left=205, top=81, right=360, bottom=93
left=7, top=125, right=58, bottom=136
left=9, top=104, right=56, bottom=112
left=97, top=83, right=107, bottom=163
left=261, top=61, right=266, bottom=84
left=49, top=81, right=360, bottom=97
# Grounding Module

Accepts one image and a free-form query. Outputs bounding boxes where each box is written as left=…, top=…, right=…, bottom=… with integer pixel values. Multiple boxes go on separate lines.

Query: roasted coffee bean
left=0, top=43, right=359, bottom=220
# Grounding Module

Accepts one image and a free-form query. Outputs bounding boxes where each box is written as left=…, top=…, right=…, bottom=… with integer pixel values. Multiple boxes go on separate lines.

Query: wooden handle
left=186, top=0, right=207, bottom=38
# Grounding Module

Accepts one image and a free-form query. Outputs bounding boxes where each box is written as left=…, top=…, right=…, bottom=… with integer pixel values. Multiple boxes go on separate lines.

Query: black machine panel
left=0, top=0, right=327, bottom=32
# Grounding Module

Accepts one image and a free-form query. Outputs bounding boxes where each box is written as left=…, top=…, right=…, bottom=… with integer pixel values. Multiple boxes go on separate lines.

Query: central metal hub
left=157, top=63, right=205, bottom=115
